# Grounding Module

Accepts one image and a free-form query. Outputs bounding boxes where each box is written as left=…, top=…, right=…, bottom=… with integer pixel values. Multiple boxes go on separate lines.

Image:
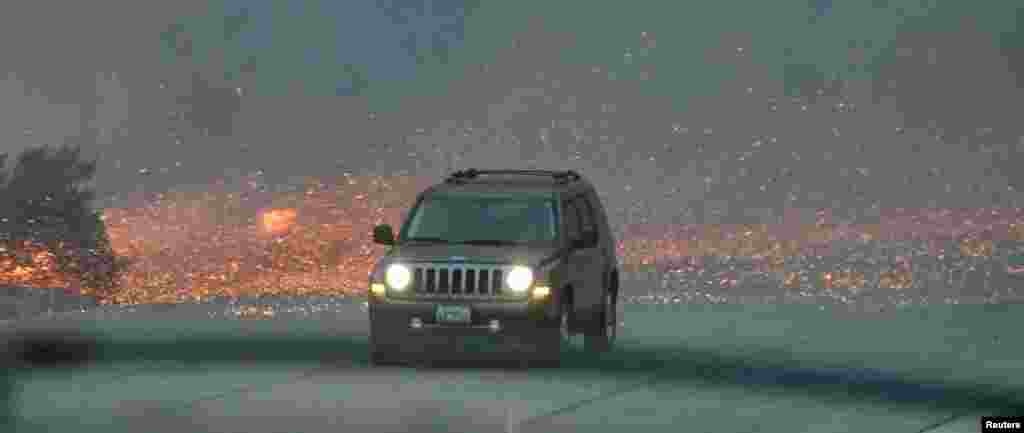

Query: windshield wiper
left=459, top=239, right=523, bottom=246
left=404, top=237, right=454, bottom=244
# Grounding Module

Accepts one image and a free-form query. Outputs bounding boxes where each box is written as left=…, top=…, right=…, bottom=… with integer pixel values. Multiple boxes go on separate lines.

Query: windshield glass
left=401, top=194, right=558, bottom=244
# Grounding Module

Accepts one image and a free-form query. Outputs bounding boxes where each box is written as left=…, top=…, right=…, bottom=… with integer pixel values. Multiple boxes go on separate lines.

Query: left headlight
left=385, top=264, right=412, bottom=290
left=505, top=266, right=534, bottom=293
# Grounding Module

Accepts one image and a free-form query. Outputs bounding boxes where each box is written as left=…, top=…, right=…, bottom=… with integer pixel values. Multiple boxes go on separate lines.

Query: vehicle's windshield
left=401, top=194, right=558, bottom=244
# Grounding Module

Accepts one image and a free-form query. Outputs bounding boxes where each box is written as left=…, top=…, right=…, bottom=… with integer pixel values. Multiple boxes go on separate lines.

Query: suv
left=367, top=169, right=620, bottom=366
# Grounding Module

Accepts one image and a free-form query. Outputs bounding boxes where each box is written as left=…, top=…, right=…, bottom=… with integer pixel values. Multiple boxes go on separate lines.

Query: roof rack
left=446, top=169, right=581, bottom=184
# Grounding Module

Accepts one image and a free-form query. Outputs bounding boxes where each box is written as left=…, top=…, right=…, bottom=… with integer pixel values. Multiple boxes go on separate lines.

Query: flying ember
left=261, top=208, right=298, bottom=235
left=3, top=174, right=1023, bottom=304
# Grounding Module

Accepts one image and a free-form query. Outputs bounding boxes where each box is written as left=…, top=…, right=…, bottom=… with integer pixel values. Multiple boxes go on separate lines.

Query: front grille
left=409, top=264, right=511, bottom=298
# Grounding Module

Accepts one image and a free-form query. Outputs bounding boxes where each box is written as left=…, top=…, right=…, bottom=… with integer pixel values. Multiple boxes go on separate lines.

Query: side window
left=576, top=196, right=597, bottom=237
left=563, top=199, right=581, bottom=242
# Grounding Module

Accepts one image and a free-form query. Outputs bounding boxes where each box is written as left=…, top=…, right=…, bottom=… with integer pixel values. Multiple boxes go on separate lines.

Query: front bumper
left=369, top=297, right=559, bottom=352
left=370, top=297, right=556, bottom=331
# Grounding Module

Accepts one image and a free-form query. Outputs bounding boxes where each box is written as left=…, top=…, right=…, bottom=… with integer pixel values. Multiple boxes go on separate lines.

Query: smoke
left=873, top=13, right=1024, bottom=191
left=0, top=0, right=1020, bottom=229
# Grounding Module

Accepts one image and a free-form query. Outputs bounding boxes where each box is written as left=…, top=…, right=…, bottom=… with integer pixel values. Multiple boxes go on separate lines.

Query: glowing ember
left=89, top=175, right=428, bottom=303
left=236, top=305, right=276, bottom=319
left=261, top=208, right=298, bottom=235
left=0, top=241, right=73, bottom=289
left=4, top=174, right=1024, bottom=304
left=783, top=272, right=801, bottom=289
left=959, top=238, right=993, bottom=257
left=94, top=194, right=1024, bottom=303
left=880, top=269, right=914, bottom=290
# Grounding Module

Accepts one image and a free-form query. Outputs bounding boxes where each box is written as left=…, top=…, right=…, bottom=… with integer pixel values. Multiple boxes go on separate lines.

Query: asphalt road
left=4, top=298, right=1023, bottom=433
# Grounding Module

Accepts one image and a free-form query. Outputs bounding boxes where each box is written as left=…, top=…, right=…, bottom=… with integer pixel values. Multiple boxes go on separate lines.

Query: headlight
left=385, top=264, right=412, bottom=290
left=505, top=266, right=534, bottom=293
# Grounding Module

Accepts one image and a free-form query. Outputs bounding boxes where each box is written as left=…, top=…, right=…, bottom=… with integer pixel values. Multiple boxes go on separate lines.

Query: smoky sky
left=2, top=1, right=1024, bottom=225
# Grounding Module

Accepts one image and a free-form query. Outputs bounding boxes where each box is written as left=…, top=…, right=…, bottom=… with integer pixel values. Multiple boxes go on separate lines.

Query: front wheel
left=532, top=304, right=571, bottom=367
left=368, top=319, right=403, bottom=366
left=369, top=346, right=400, bottom=366
left=584, top=292, right=617, bottom=353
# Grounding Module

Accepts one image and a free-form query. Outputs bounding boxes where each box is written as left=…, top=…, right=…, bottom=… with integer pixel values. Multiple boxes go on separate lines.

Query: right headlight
left=385, top=263, right=412, bottom=290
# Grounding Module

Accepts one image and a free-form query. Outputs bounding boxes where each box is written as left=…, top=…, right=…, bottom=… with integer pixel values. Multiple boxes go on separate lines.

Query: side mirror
left=572, top=230, right=598, bottom=249
left=373, top=224, right=395, bottom=245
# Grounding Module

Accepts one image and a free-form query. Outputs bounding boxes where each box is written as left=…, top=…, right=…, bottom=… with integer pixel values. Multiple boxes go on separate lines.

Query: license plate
left=435, top=305, right=472, bottom=324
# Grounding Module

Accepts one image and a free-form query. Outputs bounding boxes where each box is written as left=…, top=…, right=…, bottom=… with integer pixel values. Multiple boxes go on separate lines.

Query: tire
left=370, top=346, right=400, bottom=366
left=584, top=292, right=617, bottom=353
left=533, top=303, right=571, bottom=367
left=369, top=334, right=401, bottom=366
left=369, top=320, right=402, bottom=366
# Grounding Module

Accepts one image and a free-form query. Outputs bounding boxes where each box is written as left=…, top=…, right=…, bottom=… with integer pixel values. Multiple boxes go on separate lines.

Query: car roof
left=423, top=170, right=595, bottom=198
left=425, top=180, right=585, bottom=198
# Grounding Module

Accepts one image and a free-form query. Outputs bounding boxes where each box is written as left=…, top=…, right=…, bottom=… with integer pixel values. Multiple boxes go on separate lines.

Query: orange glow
left=0, top=241, right=74, bottom=289
left=880, top=269, right=914, bottom=289
left=261, top=208, right=298, bottom=235
left=89, top=175, right=428, bottom=303
left=959, top=238, right=993, bottom=257
left=236, top=305, right=276, bottom=319
left=4, top=174, right=1023, bottom=304
left=783, top=272, right=800, bottom=289
left=94, top=187, right=1024, bottom=303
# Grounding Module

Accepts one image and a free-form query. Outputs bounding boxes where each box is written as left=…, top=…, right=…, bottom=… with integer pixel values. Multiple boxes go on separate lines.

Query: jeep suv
left=367, top=169, right=620, bottom=366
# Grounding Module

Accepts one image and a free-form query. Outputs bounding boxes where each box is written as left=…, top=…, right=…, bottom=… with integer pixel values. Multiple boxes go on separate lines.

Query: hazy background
left=2, top=0, right=1024, bottom=227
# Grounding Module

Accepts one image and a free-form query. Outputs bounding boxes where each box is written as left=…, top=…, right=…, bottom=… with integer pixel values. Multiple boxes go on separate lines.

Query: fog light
left=410, top=317, right=423, bottom=329
left=531, top=286, right=551, bottom=299
left=371, top=283, right=386, bottom=297
left=488, top=319, right=501, bottom=332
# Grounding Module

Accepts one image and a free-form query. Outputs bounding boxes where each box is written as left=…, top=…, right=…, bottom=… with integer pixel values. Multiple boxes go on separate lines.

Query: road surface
left=3, top=298, right=1023, bottom=432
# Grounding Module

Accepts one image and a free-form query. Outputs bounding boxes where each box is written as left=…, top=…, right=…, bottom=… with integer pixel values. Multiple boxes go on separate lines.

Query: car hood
left=385, top=243, right=560, bottom=267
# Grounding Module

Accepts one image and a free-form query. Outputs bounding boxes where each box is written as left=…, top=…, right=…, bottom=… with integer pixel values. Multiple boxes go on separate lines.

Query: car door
left=567, top=195, right=606, bottom=323
left=562, top=196, right=583, bottom=293
left=583, top=190, right=615, bottom=276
